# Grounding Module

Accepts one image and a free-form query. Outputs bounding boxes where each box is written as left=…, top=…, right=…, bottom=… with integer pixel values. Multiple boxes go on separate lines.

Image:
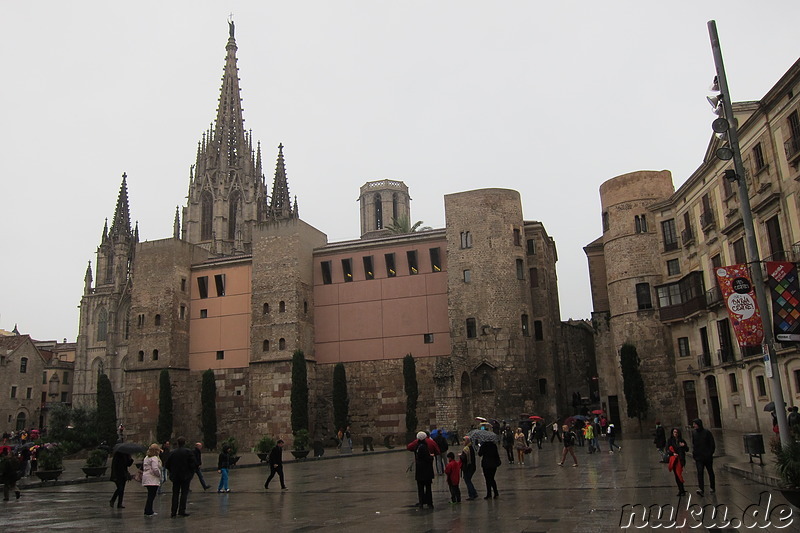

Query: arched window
left=263, top=340, right=269, bottom=352
left=19, top=357, right=28, bottom=373
left=152, top=349, right=159, bottom=361
left=16, top=412, right=26, bottom=431
left=481, top=372, right=493, bottom=392
left=392, top=193, right=398, bottom=221
left=97, top=308, right=108, bottom=342
left=263, top=303, right=269, bottom=314
left=279, top=301, right=286, bottom=313
left=279, top=338, right=286, bottom=350
left=201, top=190, right=213, bottom=241
left=374, top=193, right=383, bottom=229
left=138, top=351, right=144, bottom=362
left=105, top=254, right=114, bottom=282
left=154, top=314, right=161, bottom=326
left=228, top=190, right=241, bottom=240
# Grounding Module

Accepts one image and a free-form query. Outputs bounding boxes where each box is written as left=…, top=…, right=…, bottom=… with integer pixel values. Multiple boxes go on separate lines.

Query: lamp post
left=707, top=20, right=791, bottom=446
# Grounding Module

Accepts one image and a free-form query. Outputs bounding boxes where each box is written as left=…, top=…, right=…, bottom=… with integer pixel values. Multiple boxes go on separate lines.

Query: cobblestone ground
left=1, top=433, right=797, bottom=532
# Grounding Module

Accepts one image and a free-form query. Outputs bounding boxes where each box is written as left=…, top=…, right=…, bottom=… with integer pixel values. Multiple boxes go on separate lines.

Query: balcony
left=659, top=294, right=708, bottom=322
left=718, top=347, right=737, bottom=364
left=681, top=226, right=695, bottom=246
left=785, top=136, right=800, bottom=165
left=700, top=209, right=716, bottom=231
left=698, top=353, right=712, bottom=369
left=705, top=285, right=723, bottom=308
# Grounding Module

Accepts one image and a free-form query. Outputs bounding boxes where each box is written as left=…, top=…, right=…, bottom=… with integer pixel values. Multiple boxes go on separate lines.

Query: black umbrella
left=13, top=441, right=37, bottom=451
left=467, top=429, right=499, bottom=446
left=113, top=442, right=146, bottom=455
left=764, top=401, right=776, bottom=412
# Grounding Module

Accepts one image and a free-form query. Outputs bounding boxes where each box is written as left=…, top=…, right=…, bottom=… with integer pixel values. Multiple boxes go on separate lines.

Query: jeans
left=695, top=458, right=715, bottom=492
left=217, top=468, right=229, bottom=491
left=196, top=468, right=209, bottom=489
left=462, top=468, right=478, bottom=499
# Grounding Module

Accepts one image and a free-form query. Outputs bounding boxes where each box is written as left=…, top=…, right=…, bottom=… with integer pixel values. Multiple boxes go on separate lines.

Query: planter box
left=256, top=453, right=269, bottom=462
left=291, top=450, right=310, bottom=460
left=82, top=466, right=108, bottom=478
left=35, top=469, right=63, bottom=482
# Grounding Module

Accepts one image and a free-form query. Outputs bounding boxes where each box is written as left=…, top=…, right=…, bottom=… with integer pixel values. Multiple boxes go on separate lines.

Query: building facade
left=587, top=58, right=800, bottom=433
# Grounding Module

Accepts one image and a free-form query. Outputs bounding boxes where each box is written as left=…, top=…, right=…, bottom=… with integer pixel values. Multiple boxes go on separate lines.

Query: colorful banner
left=766, top=261, right=800, bottom=342
left=715, top=264, right=764, bottom=347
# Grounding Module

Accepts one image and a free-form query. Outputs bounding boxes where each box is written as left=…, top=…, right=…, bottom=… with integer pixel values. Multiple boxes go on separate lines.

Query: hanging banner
left=715, top=264, right=764, bottom=347
left=766, top=261, right=800, bottom=343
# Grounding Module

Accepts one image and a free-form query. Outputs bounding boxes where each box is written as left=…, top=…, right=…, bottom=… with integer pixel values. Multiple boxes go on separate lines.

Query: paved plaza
left=1, top=431, right=797, bottom=532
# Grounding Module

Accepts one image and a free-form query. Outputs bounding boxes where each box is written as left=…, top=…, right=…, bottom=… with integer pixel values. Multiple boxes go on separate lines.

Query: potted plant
left=291, top=429, right=310, bottom=460
left=35, top=443, right=65, bottom=482
left=775, top=432, right=800, bottom=507
left=220, top=436, right=240, bottom=466
left=82, top=449, right=109, bottom=478
left=254, top=435, right=276, bottom=463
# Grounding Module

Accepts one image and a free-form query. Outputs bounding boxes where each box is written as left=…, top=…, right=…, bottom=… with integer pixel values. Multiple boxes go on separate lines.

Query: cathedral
left=72, top=22, right=594, bottom=448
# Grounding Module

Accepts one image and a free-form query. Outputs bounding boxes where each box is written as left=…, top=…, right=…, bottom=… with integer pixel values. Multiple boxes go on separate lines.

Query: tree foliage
left=386, top=215, right=432, bottom=234
left=291, top=350, right=309, bottom=432
left=96, top=372, right=118, bottom=445
left=332, top=363, right=349, bottom=431
left=201, top=369, right=218, bottom=450
left=403, top=354, right=418, bottom=435
left=157, top=369, right=173, bottom=443
left=620, top=343, right=648, bottom=422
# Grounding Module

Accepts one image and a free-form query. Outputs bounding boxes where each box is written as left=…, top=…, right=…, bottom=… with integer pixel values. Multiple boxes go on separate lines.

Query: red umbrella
left=528, top=416, right=543, bottom=420
left=591, top=409, right=604, bottom=415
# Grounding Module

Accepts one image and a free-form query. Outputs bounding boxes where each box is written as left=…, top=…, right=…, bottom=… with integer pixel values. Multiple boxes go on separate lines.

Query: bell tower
left=358, top=179, right=411, bottom=239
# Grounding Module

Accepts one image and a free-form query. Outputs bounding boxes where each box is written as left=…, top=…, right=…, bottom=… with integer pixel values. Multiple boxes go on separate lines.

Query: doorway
left=705, top=375, right=722, bottom=428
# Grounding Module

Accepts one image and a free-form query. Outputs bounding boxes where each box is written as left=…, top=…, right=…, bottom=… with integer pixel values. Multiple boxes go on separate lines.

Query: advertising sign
left=766, top=261, right=800, bottom=343
left=715, top=264, right=764, bottom=347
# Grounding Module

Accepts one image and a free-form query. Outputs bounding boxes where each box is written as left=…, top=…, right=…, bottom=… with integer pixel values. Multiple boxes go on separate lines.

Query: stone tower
left=73, top=174, right=137, bottom=410
left=182, top=20, right=270, bottom=255
left=358, top=179, right=411, bottom=238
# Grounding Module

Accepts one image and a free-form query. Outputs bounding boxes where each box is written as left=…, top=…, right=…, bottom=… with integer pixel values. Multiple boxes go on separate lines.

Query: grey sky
left=2, top=1, right=799, bottom=342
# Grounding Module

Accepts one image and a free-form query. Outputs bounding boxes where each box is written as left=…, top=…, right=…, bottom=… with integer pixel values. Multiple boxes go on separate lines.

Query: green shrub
left=292, top=429, right=310, bottom=451
left=253, top=435, right=276, bottom=454
left=38, top=443, right=65, bottom=470
left=220, top=436, right=238, bottom=456
left=85, top=449, right=109, bottom=467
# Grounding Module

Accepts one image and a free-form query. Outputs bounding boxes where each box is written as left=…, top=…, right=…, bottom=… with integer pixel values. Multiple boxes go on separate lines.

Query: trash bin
left=743, top=433, right=764, bottom=464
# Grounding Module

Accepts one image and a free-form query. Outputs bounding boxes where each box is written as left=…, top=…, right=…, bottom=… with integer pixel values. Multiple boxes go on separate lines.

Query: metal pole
left=708, top=20, right=791, bottom=447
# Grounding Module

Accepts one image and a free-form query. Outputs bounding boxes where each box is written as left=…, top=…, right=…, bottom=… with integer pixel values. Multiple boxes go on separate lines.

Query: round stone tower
left=358, top=179, right=411, bottom=239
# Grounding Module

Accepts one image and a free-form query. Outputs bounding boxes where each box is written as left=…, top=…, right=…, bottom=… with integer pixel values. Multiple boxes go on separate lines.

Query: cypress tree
left=291, top=350, right=309, bottom=432
left=403, top=354, right=418, bottom=436
left=96, top=372, right=118, bottom=445
left=156, top=369, right=173, bottom=443
left=332, top=363, right=349, bottom=431
left=201, top=369, right=218, bottom=450
left=620, top=343, right=649, bottom=427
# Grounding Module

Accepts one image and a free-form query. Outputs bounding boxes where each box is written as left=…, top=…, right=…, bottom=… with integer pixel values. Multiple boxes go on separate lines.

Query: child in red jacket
left=444, top=452, right=461, bottom=503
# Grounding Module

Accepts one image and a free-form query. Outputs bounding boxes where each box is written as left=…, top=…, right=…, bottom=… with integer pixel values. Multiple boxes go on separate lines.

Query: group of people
left=662, top=418, right=716, bottom=497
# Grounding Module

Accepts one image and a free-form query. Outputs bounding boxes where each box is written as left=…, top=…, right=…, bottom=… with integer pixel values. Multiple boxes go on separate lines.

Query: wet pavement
left=2, top=432, right=798, bottom=532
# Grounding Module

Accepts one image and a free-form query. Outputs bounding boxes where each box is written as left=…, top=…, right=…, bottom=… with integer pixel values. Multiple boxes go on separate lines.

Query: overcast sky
left=2, top=1, right=799, bottom=342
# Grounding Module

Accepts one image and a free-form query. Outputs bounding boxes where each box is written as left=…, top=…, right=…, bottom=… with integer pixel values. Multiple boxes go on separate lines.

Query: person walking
left=193, top=442, right=210, bottom=490
left=691, top=418, right=716, bottom=496
left=0, top=448, right=21, bottom=501
left=513, top=427, right=527, bottom=465
left=550, top=421, right=562, bottom=443
left=164, top=436, right=195, bottom=517
left=217, top=444, right=232, bottom=493
left=591, top=418, right=602, bottom=453
left=109, top=450, right=133, bottom=509
left=264, top=439, right=287, bottom=490
left=532, top=422, right=544, bottom=449
left=558, top=425, right=578, bottom=467
left=501, top=425, right=514, bottom=464
left=607, top=423, right=621, bottom=453
left=478, top=438, right=501, bottom=499
left=654, top=421, right=667, bottom=460
left=444, top=452, right=462, bottom=504
left=407, top=431, right=438, bottom=508
left=433, top=430, right=449, bottom=475
left=142, top=443, right=162, bottom=516
left=584, top=422, right=595, bottom=454
left=459, top=435, right=478, bottom=501
left=666, top=428, right=688, bottom=496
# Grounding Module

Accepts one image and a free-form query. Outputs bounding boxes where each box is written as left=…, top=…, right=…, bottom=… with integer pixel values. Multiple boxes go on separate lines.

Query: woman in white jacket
left=142, top=444, right=162, bottom=516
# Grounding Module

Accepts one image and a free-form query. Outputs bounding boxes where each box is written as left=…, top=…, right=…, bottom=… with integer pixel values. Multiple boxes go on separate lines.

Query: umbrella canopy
left=528, top=415, right=543, bottom=420
left=113, top=442, right=146, bottom=455
left=571, top=415, right=588, bottom=421
left=591, top=409, right=604, bottom=415
left=764, top=401, right=776, bottom=412
left=467, top=429, right=499, bottom=445
left=474, top=416, right=488, bottom=422
left=13, top=441, right=37, bottom=452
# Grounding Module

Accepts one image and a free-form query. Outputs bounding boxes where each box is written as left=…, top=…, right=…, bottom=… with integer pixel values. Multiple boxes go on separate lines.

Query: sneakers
left=572, top=463, right=578, bottom=467
left=558, top=462, right=564, bottom=466
left=696, top=490, right=704, bottom=496
left=609, top=451, right=614, bottom=454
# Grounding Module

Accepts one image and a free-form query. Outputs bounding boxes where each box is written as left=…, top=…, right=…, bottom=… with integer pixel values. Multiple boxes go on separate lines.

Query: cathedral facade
left=72, top=23, right=591, bottom=448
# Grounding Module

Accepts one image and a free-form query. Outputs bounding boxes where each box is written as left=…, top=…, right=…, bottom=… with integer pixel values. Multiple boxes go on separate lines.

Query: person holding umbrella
left=109, top=448, right=134, bottom=508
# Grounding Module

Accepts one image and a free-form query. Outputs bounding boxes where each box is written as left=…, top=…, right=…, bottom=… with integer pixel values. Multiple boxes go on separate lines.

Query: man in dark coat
left=109, top=451, right=133, bottom=508
left=407, top=431, right=437, bottom=508
left=478, top=439, right=501, bottom=499
left=192, top=442, right=210, bottom=490
left=164, top=436, right=196, bottom=517
left=1, top=448, right=21, bottom=501
left=691, top=418, right=716, bottom=496
left=264, top=439, right=287, bottom=490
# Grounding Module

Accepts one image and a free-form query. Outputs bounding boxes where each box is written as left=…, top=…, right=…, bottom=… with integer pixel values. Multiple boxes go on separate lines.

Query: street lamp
left=707, top=20, right=791, bottom=446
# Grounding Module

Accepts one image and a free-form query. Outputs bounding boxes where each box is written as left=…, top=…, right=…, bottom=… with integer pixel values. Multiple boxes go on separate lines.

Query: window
left=279, top=338, right=286, bottom=350
left=766, top=215, right=785, bottom=260
left=138, top=350, right=144, bottom=362
left=516, top=259, right=524, bottom=280
left=342, top=258, right=353, bottom=282
left=636, top=283, right=653, bottom=310
left=279, top=301, right=286, bottom=313
left=677, top=337, right=690, bottom=358
left=63, top=372, right=69, bottom=385
left=61, top=392, right=68, bottom=403
left=529, top=268, right=539, bottom=288
left=181, top=278, right=187, bottom=292
left=180, top=306, right=186, bottom=320
left=19, top=357, right=27, bottom=374
left=214, top=274, right=226, bottom=296
left=10, top=386, right=17, bottom=399
left=662, top=219, right=678, bottom=251
left=42, top=371, right=47, bottom=385
left=26, top=387, right=32, bottom=400
left=753, top=143, right=766, bottom=171
left=795, top=369, right=800, bottom=395
left=407, top=251, right=418, bottom=275
left=534, top=320, right=543, bottom=341
left=321, top=261, right=333, bottom=285
left=667, top=259, right=680, bottom=277
left=374, top=193, right=383, bottom=229
left=216, top=350, right=224, bottom=360
left=200, top=309, right=208, bottom=319
left=429, top=248, right=441, bottom=272
left=152, top=350, right=159, bottom=361
left=718, top=319, right=734, bottom=362
left=201, top=191, right=213, bottom=241
left=729, top=373, right=738, bottom=393
left=198, top=276, right=209, bottom=299
left=363, top=256, right=374, bottom=280
left=635, top=214, right=648, bottom=233
left=602, top=211, right=609, bottom=232
left=721, top=173, right=734, bottom=198
left=97, top=308, right=108, bottom=342
left=423, top=334, right=434, bottom=344
left=732, top=238, right=747, bottom=264
left=385, top=253, right=396, bottom=277
left=682, top=212, right=694, bottom=244
left=263, top=340, right=269, bottom=352
left=538, top=378, right=547, bottom=395
left=756, top=375, right=767, bottom=397
left=521, top=314, right=529, bottom=336
left=526, top=238, right=536, bottom=255
left=466, top=318, right=477, bottom=339
left=460, top=231, right=473, bottom=249
left=228, top=191, right=240, bottom=240
left=263, top=303, right=270, bottom=314
left=304, top=301, right=308, bottom=314
left=105, top=255, right=114, bottom=282
left=463, top=269, right=471, bottom=283
left=154, top=314, right=161, bottom=326
left=513, top=228, right=521, bottom=246
left=137, top=314, right=145, bottom=328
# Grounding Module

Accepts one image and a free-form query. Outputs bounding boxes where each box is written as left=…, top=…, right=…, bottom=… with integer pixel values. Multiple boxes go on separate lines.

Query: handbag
left=524, top=446, right=532, bottom=454
left=133, top=469, right=143, bottom=483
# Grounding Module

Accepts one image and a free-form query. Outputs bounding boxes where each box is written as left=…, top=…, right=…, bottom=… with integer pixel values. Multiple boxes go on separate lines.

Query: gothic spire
left=109, top=173, right=131, bottom=238
left=214, top=19, right=246, bottom=170
left=269, top=144, right=294, bottom=219
left=173, top=207, right=181, bottom=239
left=84, top=261, right=93, bottom=294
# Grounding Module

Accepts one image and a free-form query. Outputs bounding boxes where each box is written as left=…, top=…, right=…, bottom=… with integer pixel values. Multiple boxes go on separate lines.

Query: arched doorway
left=705, top=375, right=722, bottom=428
left=16, top=412, right=26, bottom=431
